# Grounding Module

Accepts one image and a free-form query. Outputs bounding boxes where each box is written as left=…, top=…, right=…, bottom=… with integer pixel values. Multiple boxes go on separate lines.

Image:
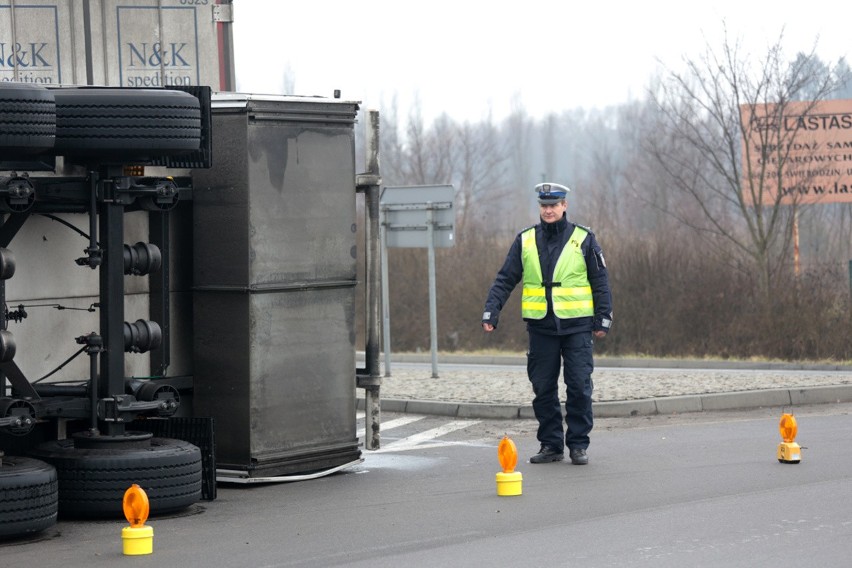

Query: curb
left=359, top=352, right=852, bottom=371
left=356, top=384, right=852, bottom=419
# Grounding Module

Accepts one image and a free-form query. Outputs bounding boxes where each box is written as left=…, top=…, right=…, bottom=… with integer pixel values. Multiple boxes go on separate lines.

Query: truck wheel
left=0, top=455, right=59, bottom=538
left=53, top=87, right=201, bottom=162
left=29, top=436, right=202, bottom=518
left=0, top=83, right=56, bottom=156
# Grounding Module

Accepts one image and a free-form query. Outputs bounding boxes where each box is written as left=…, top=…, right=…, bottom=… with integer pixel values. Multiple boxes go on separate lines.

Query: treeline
left=376, top=234, right=851, bottom=360
left=355, top=34, right=852, bottom=362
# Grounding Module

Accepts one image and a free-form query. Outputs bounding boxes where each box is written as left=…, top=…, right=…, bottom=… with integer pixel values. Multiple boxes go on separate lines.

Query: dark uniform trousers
left=526, top=329, right=594, bottom=451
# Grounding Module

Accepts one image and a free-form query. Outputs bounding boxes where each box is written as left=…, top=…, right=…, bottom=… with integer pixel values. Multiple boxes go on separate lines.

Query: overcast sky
left=232, top=0, right=851, bottom=124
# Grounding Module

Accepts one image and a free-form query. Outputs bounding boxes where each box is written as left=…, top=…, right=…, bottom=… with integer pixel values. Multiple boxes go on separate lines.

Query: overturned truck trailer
left=192, top=93, right=371, bottom=480
left=0, top=0, right=380, bottom=540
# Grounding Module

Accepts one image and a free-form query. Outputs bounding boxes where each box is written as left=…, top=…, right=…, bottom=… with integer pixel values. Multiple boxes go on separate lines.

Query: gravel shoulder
left=375, top=365, right=852, bottom=405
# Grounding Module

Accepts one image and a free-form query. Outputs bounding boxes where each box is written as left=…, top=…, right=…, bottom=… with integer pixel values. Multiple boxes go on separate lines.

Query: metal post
left=427, top=204, right=439, bottom=378
left=793, top=208, right=800, bottom=277
left=363, top=385, right=380, bottom=450
left=380, top=208, right=392, bottom=377
left=364, top=182, right=382, bottom=450
left=355, top=109, right=383, bottom=450
left=365, top=183, right=381, bottom=380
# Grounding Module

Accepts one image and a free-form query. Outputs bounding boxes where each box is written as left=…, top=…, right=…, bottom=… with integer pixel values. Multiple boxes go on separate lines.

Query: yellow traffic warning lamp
left=121, top=484, right=154, bottom=555
left=777, top=413, right=801, bottom=464
left=496, top=436, right=523, bottom=496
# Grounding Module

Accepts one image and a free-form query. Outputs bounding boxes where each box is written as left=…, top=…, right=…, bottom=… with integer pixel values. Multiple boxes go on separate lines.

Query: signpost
left=380, top=184, right=455, bottom=378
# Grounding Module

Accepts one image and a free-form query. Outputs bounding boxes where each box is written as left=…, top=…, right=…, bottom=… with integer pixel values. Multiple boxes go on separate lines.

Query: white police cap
left=535, top=182, right=570, bottom=204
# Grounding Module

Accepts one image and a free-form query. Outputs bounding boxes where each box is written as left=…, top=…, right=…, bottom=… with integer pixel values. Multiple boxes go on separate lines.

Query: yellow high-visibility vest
left=520, top=226, right=594, bottom=320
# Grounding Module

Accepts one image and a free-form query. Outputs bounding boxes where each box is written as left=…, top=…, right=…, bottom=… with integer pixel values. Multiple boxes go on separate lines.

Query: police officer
left=482, top=182, right=612, bottom=465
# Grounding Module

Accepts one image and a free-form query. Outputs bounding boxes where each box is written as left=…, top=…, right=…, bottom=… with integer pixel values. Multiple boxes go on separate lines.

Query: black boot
left=530, top=446, right=564, bottom=463
left=569, top=448, right=588, bottom=465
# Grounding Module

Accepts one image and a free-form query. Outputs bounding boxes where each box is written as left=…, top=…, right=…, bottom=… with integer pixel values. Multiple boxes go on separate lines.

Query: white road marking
left=372, top=420, right=481, bottom=453
left=375, top=440, right=494, bottom=453
left=356, top=415, right=424, bottom=439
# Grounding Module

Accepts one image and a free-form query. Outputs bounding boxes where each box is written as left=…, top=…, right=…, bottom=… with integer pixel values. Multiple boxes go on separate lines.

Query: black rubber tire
left=53, top=87, right=201, bottom=162
left=0, top=455, right=59, bottom=538
left=29, top=436, right=202, bottom=519
left=0, top=82, right=56, bottom=155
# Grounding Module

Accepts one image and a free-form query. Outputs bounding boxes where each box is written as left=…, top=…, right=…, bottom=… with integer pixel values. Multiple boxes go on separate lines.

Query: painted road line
left=374, top=420, right=481, bottom=453
left=356, top=415, right=425, bottom=439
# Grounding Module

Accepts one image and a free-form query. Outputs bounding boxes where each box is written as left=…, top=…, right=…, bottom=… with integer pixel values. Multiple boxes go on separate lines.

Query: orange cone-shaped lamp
left=121, top=484, right=154, bottom=555
left=496, top=436, right=522, bottom=496
left=777, top=413, right=801, bottom=464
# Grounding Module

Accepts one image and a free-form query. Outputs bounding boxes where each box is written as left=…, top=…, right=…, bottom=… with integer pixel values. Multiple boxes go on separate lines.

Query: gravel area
left=373, top=366, right=852, bottom=405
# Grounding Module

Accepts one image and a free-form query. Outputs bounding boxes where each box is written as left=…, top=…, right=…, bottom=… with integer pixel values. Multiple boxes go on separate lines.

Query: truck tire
left=0, top=82, right=56, bottom=156
left=29, top=436, right=202, bottom=518
left=53, top=87, right=201, bottom=162
left=0, top=455, right=59, bottom=538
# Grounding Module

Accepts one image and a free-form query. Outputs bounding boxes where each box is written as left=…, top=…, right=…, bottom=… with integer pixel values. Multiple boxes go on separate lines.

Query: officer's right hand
left=482, top=323, right=494, bottom=332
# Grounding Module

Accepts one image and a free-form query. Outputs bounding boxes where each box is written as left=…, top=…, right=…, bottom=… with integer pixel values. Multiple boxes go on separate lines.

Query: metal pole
left=364, top=182, right=381, bottom=450
left=427, top=204, right=439, bottom=378
left=357, top=109, right=383, bottom=450
left=793, top=208, right=800, bottom=277
left=380, top=208, right=392, bottom=376
left=365, top=187, right=381, bottom=381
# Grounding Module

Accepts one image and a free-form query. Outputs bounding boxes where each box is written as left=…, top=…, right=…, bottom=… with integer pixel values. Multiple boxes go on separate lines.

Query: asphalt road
left=3, top=402, right=851, bottom=567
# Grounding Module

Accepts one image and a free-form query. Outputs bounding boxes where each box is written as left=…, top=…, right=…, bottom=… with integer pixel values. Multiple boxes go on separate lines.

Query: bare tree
left=379, top=100, right=510, bottom=233
left=377, top=95, right=407, bottom=186
left=503, top=96, right=536, bottom=227
left=453, top=114, right=508, bottom=232
left=646, top=27, right=849, bottom=298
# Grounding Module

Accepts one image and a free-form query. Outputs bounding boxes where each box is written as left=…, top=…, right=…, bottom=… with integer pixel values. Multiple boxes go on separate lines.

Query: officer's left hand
left=593, top=330, right=607, bottom=339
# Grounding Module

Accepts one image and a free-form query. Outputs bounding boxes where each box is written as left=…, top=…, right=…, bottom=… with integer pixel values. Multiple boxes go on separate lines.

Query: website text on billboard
left=740, top=100, right=852, bottom=205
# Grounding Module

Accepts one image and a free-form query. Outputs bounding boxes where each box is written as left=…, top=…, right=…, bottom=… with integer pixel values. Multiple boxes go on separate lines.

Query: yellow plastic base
left=496, top=471, right=523, bottom=496
left=122, top=525, right=154, bottom=555
left=777, top=441, right=801, bottom=464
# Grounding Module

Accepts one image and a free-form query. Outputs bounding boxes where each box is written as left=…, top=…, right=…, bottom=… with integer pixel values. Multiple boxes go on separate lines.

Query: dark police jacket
left=482, top=214, right=613, bottom=336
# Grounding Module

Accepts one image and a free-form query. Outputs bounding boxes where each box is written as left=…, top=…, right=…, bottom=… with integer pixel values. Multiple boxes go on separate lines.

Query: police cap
left=535, top=182, right=570, bottom=204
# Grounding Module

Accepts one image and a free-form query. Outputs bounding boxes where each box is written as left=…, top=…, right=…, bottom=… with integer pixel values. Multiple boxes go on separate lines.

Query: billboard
left=740, top=99, right=852, bottom=205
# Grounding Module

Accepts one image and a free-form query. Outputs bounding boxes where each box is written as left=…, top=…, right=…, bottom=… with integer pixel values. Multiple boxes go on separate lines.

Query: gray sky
left=232, top=0, right=850, bottom=123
